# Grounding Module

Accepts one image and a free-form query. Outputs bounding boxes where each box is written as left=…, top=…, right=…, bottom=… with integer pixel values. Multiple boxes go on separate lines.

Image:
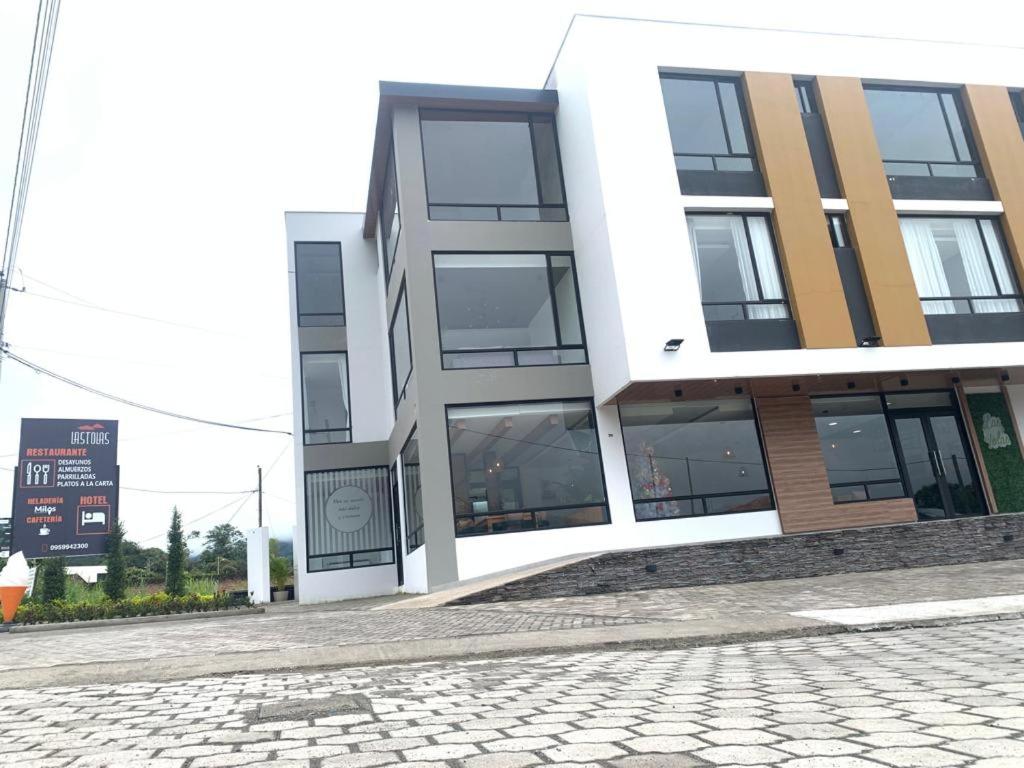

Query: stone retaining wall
left=449, top=514, right=1024, bottom=605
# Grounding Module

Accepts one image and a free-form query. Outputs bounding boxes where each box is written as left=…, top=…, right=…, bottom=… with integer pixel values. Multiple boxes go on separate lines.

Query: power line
left=2, top=350, right=292, bottom=435
left=137, top=493, right=254, bottom=545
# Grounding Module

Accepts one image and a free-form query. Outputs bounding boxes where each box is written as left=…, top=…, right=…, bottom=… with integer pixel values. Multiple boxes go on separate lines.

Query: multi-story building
left=286, top=15, right=1024, bottom=602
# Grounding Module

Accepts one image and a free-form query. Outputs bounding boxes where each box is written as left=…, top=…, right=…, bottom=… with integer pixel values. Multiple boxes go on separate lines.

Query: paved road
left=1, top=619, right=1022, bottom=767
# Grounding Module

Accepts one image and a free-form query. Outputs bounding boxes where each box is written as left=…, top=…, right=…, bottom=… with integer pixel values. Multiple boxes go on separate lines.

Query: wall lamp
left=664, top=338, right=684, bottom=352
left=860, top=336, right=882, bottom=347
left=1002, top=372, right=1011, bottom=382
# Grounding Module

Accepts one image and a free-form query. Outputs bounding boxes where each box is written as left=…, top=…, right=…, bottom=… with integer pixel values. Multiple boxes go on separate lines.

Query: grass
left=56, top=574, right=225, bottom=602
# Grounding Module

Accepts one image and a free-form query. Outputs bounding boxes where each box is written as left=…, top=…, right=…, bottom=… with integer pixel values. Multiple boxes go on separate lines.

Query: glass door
left=889, top=395, right=986, bottom=520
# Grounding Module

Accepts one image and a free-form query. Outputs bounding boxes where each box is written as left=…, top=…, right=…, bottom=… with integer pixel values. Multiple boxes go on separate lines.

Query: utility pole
left=257, top=465, right=263, bottom=528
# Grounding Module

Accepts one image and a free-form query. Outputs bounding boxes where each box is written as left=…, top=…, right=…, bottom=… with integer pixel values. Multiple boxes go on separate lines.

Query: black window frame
left=300, top=350, right=352, bottom=446
left=1012, top=90, right=1024, bottom=138
left=444, top=397, right=611, bottom=538
left=826, top=213, right=849, bottom=249
left=388, top=279, right=413, bottom=410
left=380, top=140, right=401, bottom=289
left=899, top=214, right=1024, bottom=316
left=303, top=465, right=396, bottom=573
left=863, top=83, right=983, bottom=180
left=811, top=394, right=908, bottom=505
left=418, top=108, right=569, bottom=223
left=617, top=397, right=776, bottom=522
left=400, top=425, right=424, bottom=553
left=794, top=79, right=818, bottom=115
left=660, top=73, right=759, bottom=173
left=430, top=250, right=589, bottom=371
left=294, top=241, right=345, bottom=327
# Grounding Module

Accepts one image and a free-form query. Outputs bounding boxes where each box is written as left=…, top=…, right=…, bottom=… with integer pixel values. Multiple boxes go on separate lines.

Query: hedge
left=14, top=592, right=251, bottom=625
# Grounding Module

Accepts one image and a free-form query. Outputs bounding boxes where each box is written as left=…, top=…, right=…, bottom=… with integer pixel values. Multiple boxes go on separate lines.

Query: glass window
left=305, top=467, right=395, bottom=572
left=864, top=86, right=979, bottom=178
left=812, top=396, right=905, bottom=504
left=295, top=243, right=344, bottom=326
left=389, top=283, right=413, bottom=407
left=620, top=399, right=773, bottom=521
left=447, top=400, right=609, bottom=537
left=794, top=80, right=817, bottom=115
left=420, top=110, right=567, bottom=222
left=827, top=214, right=849, bottom=249
left=401, top=428, right=423, bottom=553
left=686, top=214, right=789, bottom=321
left=1013, top=91, right=1024, bottom=136
left=380, top=142, right=400, bottom=286
left=898, top=217, right=1022, bottom=315
left=433, top=252, right=586, bottom=370
left=660, top=75, right=755, bottom=173
left=301, top=352, right=350, bottom=445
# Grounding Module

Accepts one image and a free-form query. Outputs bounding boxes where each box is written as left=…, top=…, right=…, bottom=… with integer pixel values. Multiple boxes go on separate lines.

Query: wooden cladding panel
left=815, top=76, right=931, bottom=348
left=743, top=72, right=855, bottom=349
left=963, top=85, right=1024, bottom=291
left=756, top=395, right=917, bottom=534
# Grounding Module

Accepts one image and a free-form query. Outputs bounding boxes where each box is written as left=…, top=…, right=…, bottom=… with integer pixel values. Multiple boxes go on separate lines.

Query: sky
left=1, top=0, right=1022, bottom=551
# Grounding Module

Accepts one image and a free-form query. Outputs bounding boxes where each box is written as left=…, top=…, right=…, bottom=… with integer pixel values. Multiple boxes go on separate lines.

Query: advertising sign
left=11, top=419, right=119, bottom=558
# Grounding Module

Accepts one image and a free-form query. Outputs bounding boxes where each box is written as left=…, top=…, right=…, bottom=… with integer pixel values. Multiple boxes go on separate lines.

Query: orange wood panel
left=815, top=76, right=931, bottom=347
left=743, top=72, right=856, bottom=349
left=962, top=84, right=1024, bottom=288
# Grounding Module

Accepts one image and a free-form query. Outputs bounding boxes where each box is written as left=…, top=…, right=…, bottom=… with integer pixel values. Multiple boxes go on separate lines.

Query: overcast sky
left=1, top=0, right=1022, bottom=550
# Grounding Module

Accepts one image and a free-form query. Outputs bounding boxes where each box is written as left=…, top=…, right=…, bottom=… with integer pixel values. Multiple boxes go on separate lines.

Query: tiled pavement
left=1, top=618, right=1023, bottom=767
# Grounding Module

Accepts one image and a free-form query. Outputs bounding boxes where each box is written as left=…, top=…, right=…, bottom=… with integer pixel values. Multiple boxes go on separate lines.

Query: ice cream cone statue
left=0, top=552, right=31, bottom=624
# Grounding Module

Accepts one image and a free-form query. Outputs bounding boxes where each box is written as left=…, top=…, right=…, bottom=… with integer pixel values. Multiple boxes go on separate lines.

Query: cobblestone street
left=2, top=618, right=1023, bottom=767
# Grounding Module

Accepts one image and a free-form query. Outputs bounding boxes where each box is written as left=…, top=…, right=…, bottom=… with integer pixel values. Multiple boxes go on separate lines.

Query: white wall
left=552, top=16, right=1024, bottom=404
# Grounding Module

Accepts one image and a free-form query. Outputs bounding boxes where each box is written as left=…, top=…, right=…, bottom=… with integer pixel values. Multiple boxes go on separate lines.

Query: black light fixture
left=860, top=335, right=882, bottom=347
left=952, top=376, right=961, bottom=384
left=792, top=383, right=801, bottom=392
left=664, top=338, right=684, bottom=352
left=734, top=386, right=744, bottom=395
left=1002, top=372, right=1011, bottom=382
left=673, top=388, right=683, bottom=398
left=900, top=377, right=909, bottom=387
left=846, top=381, right=856, bottom=390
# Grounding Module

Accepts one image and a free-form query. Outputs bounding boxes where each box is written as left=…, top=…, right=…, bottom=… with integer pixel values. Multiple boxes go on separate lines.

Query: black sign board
left=11, top=419, right=119, bottom=558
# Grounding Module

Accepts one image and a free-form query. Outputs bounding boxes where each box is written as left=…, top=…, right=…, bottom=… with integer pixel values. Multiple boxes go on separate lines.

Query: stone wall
left=449, top=514, right=1024, bottom=605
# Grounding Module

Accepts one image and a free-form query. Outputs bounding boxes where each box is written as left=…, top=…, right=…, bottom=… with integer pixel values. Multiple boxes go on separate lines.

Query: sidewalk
left=1, top=559, right=1021, bottom=689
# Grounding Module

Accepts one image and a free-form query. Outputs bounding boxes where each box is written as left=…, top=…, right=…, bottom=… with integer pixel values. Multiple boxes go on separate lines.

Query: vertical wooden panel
left=815, top=76, right=931, bottom=347
left=757, top=395, right=917, bottom=533
left=744, top=72, right=856, bottom=349
left=962, top=85, right=1024, bottom=286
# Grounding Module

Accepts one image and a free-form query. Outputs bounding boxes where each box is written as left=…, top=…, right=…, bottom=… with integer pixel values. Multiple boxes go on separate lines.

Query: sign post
left=11, top=419, right=120, bottom=558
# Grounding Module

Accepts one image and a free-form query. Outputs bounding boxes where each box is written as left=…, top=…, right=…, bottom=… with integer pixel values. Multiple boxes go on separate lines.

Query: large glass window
left=305, top=467, right=395, bottom=572
left=660, top=75, right=756, bottom=173
left=401, top=428, right=423, bottom=553
left=812, top=396, right=905, bottom=504
left=687, top=214, right=789, bottom=321
left=433, top=252, right=586, bottom=369
left=899, top=217, right=1022, bottom=315
left=295, top=243, right=344, bottom=326
left=420, top=110, right=567, bottom=222
left=389, top=283, right=413, bottom=407
left=301, top=352, right=350, bottom=445
left=864, top=86, right=979, bottom=179
left=380, top=142, right=401, bottom=286
left=1013, top=91, right=1024, bottom=138
left=620, top=399, right=773, bottom=521
left=447, top=400, right=609, bottom=537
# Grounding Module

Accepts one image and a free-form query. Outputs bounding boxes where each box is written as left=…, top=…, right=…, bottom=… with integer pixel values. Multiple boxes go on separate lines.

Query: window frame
left=617, top=397, right=776, bottom=522
left=1012, top=90, right=1024, bottom=136
left=687, top=212, right=792, bottom=321
left=863, top=83, right=981, bottom=179
left=388, top=279, right=413, bottom=410
left=299, top=350, right=352, bottom=446
left=294, top=241, right=345, bottom=327
left=898, top=214, right=1024, bottom=315
left=418, top=108, right=569, bottom=222
left=660, top=72, right=759, bottom=173
left=444, top=397, right=611, bottom=538
left=430, top=250, right=589, bottom=371
left=400, top=425, right=424, bottom=553
left=303, top=465, right=396, bottom=573
left=811, top=393, right=908, bottom=505
left=380, top=140, right=401, bottom=289
left=794, top=79, right=818, bottom=115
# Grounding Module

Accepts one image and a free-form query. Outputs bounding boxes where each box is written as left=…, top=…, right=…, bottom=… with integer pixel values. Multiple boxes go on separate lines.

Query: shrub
left=39, top=557, right=67, bottom=602
left=184, top=575, right=218, bottom=597
left=165, top=508, right=187, bottom=597
left=269, top=555, right=291, bottom=591
left=14, top=591, right=252, bottom=625
left=104, top=521, right=127, bottom=601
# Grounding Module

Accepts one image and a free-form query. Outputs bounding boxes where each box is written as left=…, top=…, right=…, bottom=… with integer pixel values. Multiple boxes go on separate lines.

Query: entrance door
left=890, top=399, right=987, bottom=521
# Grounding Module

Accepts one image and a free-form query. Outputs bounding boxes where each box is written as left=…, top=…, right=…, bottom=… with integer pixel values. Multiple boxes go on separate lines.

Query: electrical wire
left=136, top=493, right=255, bottom=545
left=2, top=350, right=292, bottom=435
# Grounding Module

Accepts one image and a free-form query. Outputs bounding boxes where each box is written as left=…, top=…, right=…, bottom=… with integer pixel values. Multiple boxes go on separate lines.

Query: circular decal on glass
left=324, top=486, right=373, bottom=533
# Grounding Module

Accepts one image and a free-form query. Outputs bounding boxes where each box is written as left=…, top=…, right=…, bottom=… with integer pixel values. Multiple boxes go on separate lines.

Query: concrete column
left=245, top=526, right=270, bottom=604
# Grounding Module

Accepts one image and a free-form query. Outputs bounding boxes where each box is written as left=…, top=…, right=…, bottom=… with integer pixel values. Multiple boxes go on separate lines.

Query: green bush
left=269, top=555, right=292, bottom=591
left=14, top=591, right=252, bottom=625
left=39, top=557, right=67, bottom=602
left=165, top=508, right=187, bottom=597
left=104, top=521, right=127, bottom=601
left=63, top=579, right=107, bottom=605
left=184, top=576, right=219, bottom=596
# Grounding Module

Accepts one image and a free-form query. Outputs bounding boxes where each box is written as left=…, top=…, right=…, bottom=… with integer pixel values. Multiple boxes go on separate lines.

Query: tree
left=203, top=524, right=246, bottom=562
left=103, top=521, right=127, bottom=601
left=40, top=556, right=67, bottom=602
left=165, top=507, right=187, bottom=597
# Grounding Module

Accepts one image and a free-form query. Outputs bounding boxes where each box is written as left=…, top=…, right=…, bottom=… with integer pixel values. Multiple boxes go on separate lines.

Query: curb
left=5, top=607, right=265, bottom=634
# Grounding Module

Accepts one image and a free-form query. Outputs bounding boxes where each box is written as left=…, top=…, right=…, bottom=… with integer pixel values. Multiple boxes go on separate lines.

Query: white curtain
left=746, top=217, right=787, bottom=319
left=952, top=219, right=1016, bottom=313
left=899, top=219, right=955, bottom=315
left=978, top=219, right=1021, bottom=313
